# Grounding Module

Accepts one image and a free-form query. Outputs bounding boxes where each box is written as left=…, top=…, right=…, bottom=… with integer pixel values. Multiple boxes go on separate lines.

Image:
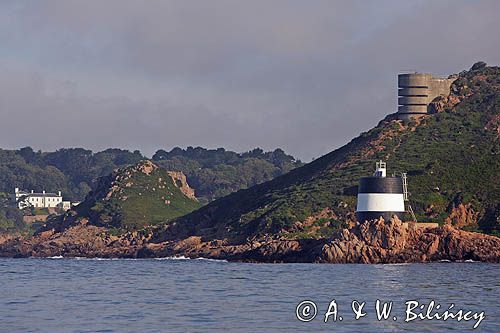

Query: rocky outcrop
left=0, top=233, right=13, bottom=246
left=230, top=218, right=498, bottom=263
left=167, top=171, right=197, bottom=200
left=135, top=159, right=158, bottom=175
left=1, top=217, right=498, bottom=263
left=485, top=114, right=500, bottom=139
left=134, top=161, right=197, bottom=200
left=428, top=94, right=462, bottom=114
left=317, top=218, right=499, bottom=263
left=445, top=203, right=479, bottom=228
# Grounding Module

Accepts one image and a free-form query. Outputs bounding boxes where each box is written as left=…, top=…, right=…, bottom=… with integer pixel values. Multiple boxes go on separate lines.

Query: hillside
left=0, top=148, right=145, bottom=202
left=49, top=160, right=201, bottom=231
left=163, top=63, right=500, bottom=241
left=0, top=147, right=301, bottom=204
left=1, top=63, right=498, bottom=263
left=152, top=147, right=302, bottom=204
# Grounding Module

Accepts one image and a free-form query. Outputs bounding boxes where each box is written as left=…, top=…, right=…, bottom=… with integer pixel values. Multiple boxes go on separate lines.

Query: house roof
left=17, top=191, right=61, bottom=198
left=28, top=193, right=61, bottom=197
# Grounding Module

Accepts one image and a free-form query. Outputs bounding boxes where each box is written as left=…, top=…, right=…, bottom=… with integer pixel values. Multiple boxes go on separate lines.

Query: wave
left=195, top=257, right=228, bottom=263
left=41, top=256, right=126, bottom=260
left=28, top=255, right=228, bottom=262
left=154, top=256, right=228, bottom=262
left=438, top=259, right=480, bottom=263
left=196, top=257, right=229, bottom=262
left=154, top=256, right=191, bottom=260
left=74, top=257, right=124, bottom=261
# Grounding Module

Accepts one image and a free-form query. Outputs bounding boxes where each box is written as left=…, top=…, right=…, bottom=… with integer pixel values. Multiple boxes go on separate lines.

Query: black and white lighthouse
left=356, top=161, right=406, bottom=222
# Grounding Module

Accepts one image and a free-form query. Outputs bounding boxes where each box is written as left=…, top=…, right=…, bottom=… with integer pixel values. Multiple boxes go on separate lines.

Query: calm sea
left=0, top=258, right=498, bottom=333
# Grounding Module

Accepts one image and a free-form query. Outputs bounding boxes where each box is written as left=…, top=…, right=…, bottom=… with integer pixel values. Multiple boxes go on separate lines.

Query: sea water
left=0, top=258, right=498, bottom=332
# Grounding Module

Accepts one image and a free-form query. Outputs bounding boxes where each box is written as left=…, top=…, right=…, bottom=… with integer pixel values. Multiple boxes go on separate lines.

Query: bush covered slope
left=0, top=147, right=301, bottom=204
left=0, top=148, right=145, bottom=201
left=170, top=64, right=500, bottom=240
left=152, top=147, right=302, bottom=204
left=66, top=161, right=201, bottom=230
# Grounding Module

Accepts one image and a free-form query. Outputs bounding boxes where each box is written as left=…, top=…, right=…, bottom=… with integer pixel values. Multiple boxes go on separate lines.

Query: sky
left=0, top=0, right=499, bottom=161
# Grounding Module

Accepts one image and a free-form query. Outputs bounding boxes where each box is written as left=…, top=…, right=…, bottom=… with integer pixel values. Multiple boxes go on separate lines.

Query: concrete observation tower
left=356, top=161, right=408, bottom=222
left=397, top=73, right=456, bottom=120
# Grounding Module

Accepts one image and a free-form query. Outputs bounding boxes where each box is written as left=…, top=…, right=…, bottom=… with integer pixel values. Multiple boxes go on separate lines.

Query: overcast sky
left=0, top=1, right=499, bottom=161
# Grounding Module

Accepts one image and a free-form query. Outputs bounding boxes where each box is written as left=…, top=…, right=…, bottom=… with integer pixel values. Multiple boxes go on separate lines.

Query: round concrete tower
left=397, top=72, right=456, bottom=120
left=356, top=161, right=405, bottom=222
left=397, top=73, right=432, bottom=119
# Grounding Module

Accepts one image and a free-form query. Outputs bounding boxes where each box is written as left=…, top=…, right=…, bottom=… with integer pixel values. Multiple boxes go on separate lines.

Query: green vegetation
left=0, top=200, right=24, bottom=233
left=0, top=146, right=300, bottom=204
left=0, top=148, right=145, bottom=201
left=73, top=161, right=202, bottom=230
left=173, top=64, right=500, bottom=239
left=282, top=218, right=348, bottom=239
left=32, top=208, right=50, bottom=215
left=3, top=64, right=499, bottom=239
left=152, top=147, right=302, bottom=204
left=0, top=146, right=300, bottom=229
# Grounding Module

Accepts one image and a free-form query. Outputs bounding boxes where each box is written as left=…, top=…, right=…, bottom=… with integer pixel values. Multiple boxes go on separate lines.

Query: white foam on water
left=195, top=257, right=228, bottom=263
left=154, top=256, right=191, bottom=260
left=74, top=257, right=124, bottom=261
left=32, top=255, right=228, bottom=262
left=153, top=256, right=228, bottom=262
left=438, top=259, right=479, bottom=263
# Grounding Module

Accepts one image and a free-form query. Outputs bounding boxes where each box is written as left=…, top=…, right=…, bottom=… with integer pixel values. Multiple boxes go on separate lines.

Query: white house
left=14, top=188, right=64, bottom=210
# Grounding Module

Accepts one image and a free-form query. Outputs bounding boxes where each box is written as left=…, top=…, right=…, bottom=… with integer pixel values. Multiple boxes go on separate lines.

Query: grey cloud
left=0, top=0, right=499, bottom=160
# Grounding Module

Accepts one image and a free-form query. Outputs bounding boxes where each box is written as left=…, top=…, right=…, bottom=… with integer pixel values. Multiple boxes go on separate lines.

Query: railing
left=394, top=171, right=417, bottom=222
left=401, top=172, right=409, bottom=201
left=407, top=204, right=417, bottom=222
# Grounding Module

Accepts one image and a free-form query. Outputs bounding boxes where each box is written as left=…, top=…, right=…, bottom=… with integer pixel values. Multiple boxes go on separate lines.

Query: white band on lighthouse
left=356, top=193, right=405, bottom=212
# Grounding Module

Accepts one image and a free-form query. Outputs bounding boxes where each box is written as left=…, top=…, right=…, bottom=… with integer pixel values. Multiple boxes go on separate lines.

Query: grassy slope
left=117, top=171, right=201, bottom=228
left=169, top=65, right=499, bottom=240
left=76, top=162, right=201, bottom=230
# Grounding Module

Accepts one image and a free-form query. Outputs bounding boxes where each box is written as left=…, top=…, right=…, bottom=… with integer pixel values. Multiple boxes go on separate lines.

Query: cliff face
left=167, top=171, right=197, bottom=200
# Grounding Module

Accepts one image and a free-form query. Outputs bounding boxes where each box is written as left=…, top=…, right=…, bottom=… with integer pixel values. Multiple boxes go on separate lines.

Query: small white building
left=14, top=188, right=64, bottom=210
left=61, top=201, right=72, bottom=211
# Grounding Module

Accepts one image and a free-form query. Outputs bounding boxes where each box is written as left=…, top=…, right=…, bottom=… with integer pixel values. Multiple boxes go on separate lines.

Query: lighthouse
left=356, top=161, right=406, bottom=222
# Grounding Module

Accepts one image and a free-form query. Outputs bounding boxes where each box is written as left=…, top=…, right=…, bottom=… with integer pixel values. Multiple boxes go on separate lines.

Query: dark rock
left=471, top=61, right=487, bottom=71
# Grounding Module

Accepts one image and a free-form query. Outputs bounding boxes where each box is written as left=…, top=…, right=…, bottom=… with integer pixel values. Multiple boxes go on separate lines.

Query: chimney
left=15, top=187, right=19, bottom=193
left=58, top=191, right=61, bottom=197
left=31, top=190, right=34, bottom=193
left=43, top=190, right=45, bottom=194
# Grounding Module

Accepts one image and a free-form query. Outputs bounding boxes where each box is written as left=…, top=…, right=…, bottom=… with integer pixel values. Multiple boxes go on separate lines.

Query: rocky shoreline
left=1, top=218, right=498, bottom=263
